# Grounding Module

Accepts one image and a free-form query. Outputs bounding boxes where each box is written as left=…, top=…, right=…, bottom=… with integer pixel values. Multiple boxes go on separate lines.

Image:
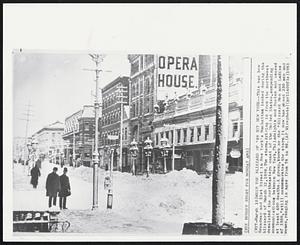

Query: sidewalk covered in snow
left=13, top=160, right=243, bottom=234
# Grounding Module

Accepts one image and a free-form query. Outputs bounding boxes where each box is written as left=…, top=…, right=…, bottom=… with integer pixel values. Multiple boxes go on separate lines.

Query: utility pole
left=212, top=55, right=229, bottom=227
left=72, top=129, right=76, bottom=166
left=172, top=126, right=175, bottom=171
left=18, top=102, right=34, bottom=164
left=117, top=84, right=128, bottom=172
left=84, top=54, right=110, bottom=210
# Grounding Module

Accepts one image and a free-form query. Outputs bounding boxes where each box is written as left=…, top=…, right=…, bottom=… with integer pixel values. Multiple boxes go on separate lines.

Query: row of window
left=100, top=127, right=128, bottom=145
left=131, top=96, right=154, bottom=118
left=131, top=75, right=154, bottom=98
left=130, top=55, right=154, bottom=76
left=102, top=109, right=121, bottom=126
left=154, top=122, right=240, bottom=146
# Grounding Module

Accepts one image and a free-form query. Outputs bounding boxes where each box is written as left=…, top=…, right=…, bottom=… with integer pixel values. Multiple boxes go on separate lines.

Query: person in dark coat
left=30, top=164, right=41, bottom=188
left=46, top=167, right=61, bottom=208
left=59, top=167, right=71, bottom=210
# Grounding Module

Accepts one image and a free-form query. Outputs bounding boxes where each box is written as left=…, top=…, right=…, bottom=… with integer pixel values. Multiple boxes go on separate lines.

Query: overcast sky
left=13, top=52, right=130, bottom=138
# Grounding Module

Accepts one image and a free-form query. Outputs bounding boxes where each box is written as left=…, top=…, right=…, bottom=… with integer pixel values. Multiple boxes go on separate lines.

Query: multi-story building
left=127, top=54, right=244, bottom=173
left=63, top=105, right=95, bottom=166
left=152, top=81, right=243, bottom=173
left=99, top=76, right=130, bottom=171
left=32, top=121, right=64, bottom=162
left=127, top=55, right=156, bottom=172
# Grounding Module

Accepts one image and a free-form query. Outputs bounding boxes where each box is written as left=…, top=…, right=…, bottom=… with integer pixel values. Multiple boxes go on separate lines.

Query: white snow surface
left=13, top=160, right=243, bottom=234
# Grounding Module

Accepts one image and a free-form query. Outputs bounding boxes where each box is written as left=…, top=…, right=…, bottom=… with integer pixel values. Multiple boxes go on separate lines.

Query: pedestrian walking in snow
left=30, top=164, right=41, bottom=188
left=46, top=167, right=61, bottom=208
left=59, top=167, right=71, bottom=210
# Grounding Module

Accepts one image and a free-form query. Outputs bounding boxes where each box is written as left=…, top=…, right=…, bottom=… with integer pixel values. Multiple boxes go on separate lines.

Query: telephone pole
left=117, top=84, right=128, bottom=172
left=212, top=55, right=229, bottom=226
left=18, top=102, right=34, bottom=163
left=84, top=54, right=110, bottom=210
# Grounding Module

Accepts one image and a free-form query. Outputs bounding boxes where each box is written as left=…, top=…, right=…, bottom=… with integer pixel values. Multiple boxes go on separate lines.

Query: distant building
left=32, top=121, right=64, bottom=162
left=13, top=136, right=31, bottom=162
left=63, top=105, right=95, bottom=167
left=99, top=76, right=130, bottom=170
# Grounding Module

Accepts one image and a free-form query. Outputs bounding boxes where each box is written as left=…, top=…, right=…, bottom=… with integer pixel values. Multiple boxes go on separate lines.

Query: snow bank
left=14, top=161, right=244, bottom=234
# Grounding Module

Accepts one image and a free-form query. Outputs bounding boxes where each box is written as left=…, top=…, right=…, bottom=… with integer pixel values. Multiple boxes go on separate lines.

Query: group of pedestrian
left=29, top=162, right=71, bottom=210
left=46, top=167, right=71, bottom=210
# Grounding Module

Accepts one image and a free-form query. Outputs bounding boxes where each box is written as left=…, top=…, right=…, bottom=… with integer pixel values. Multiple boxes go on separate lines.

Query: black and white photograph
left=3, top=3, right=296, bottom=242
left=12, top=52, right=244, bottom=235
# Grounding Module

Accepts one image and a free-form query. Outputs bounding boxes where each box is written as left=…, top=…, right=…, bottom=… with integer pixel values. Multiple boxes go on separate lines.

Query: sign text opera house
left=157, top=55, right=199, bottom=100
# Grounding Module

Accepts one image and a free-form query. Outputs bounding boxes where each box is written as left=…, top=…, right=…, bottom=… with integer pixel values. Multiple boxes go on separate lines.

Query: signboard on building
left=157, top=55, right=199, bottom=100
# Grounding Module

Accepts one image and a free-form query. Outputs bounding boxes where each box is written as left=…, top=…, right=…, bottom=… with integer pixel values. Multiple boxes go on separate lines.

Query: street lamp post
left=160, top=137, right=171, bottom=174
left=144, top=137, right=153, bottom=177
left=84, top=54, right=110, bottom=210
left=129, top=139, right=138, bottom=176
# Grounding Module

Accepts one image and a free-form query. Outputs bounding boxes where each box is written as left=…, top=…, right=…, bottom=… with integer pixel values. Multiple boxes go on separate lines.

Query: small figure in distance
left=30, top=163, right=41, bottom=188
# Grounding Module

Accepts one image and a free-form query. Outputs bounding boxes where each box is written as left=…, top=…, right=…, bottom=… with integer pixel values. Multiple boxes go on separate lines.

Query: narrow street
left=13, top=160, right=243, bottom=234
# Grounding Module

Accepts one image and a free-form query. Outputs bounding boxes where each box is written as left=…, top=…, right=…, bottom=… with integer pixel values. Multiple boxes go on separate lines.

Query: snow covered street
left=13, top=160, right=243, bottom=234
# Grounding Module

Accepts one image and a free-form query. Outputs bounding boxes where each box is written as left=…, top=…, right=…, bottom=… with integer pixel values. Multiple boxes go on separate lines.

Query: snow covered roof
left=46, top=121, right=64, bottom=129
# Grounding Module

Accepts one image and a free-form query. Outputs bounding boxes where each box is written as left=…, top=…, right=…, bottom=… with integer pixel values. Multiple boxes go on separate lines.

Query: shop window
left=205, top=125, right=209, bottom=141
left=197, top=126, right=201, bottom=141
left=183, top=129, right=187, bottom=143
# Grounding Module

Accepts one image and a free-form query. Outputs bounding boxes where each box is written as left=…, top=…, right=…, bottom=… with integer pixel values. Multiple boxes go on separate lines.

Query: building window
left=155, top=133, right=158, bottom=145
left=84, top=123, right=89, bottom=131
left=160, top=132, right=164, bottom=140
left=177, top=129, right=181, bottom=143
left=140, top=55, right=144, bottom=70
left=131, top=61, right=139, bottom=76
left=125, top=127, right=128, bottom=140
left=145, top=78, right=150, bottom=94
left=132, top=103, right=136, bottom=118
left=190, top=127, right=194, bottom=142
left=213, top=125, right=216, bottom=139
left=165, top=131, right=169, bottom=140
left=205, top=125, right=209, bottom=141
left=145, top=55, right=154, bottom=67
left=183, top=129, right=187, bottom=143
left=170, top=130, right=174, bottom=143
left=197, top=126, right=201, bottom=141
left=232, top=122, right=239, bottom=138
